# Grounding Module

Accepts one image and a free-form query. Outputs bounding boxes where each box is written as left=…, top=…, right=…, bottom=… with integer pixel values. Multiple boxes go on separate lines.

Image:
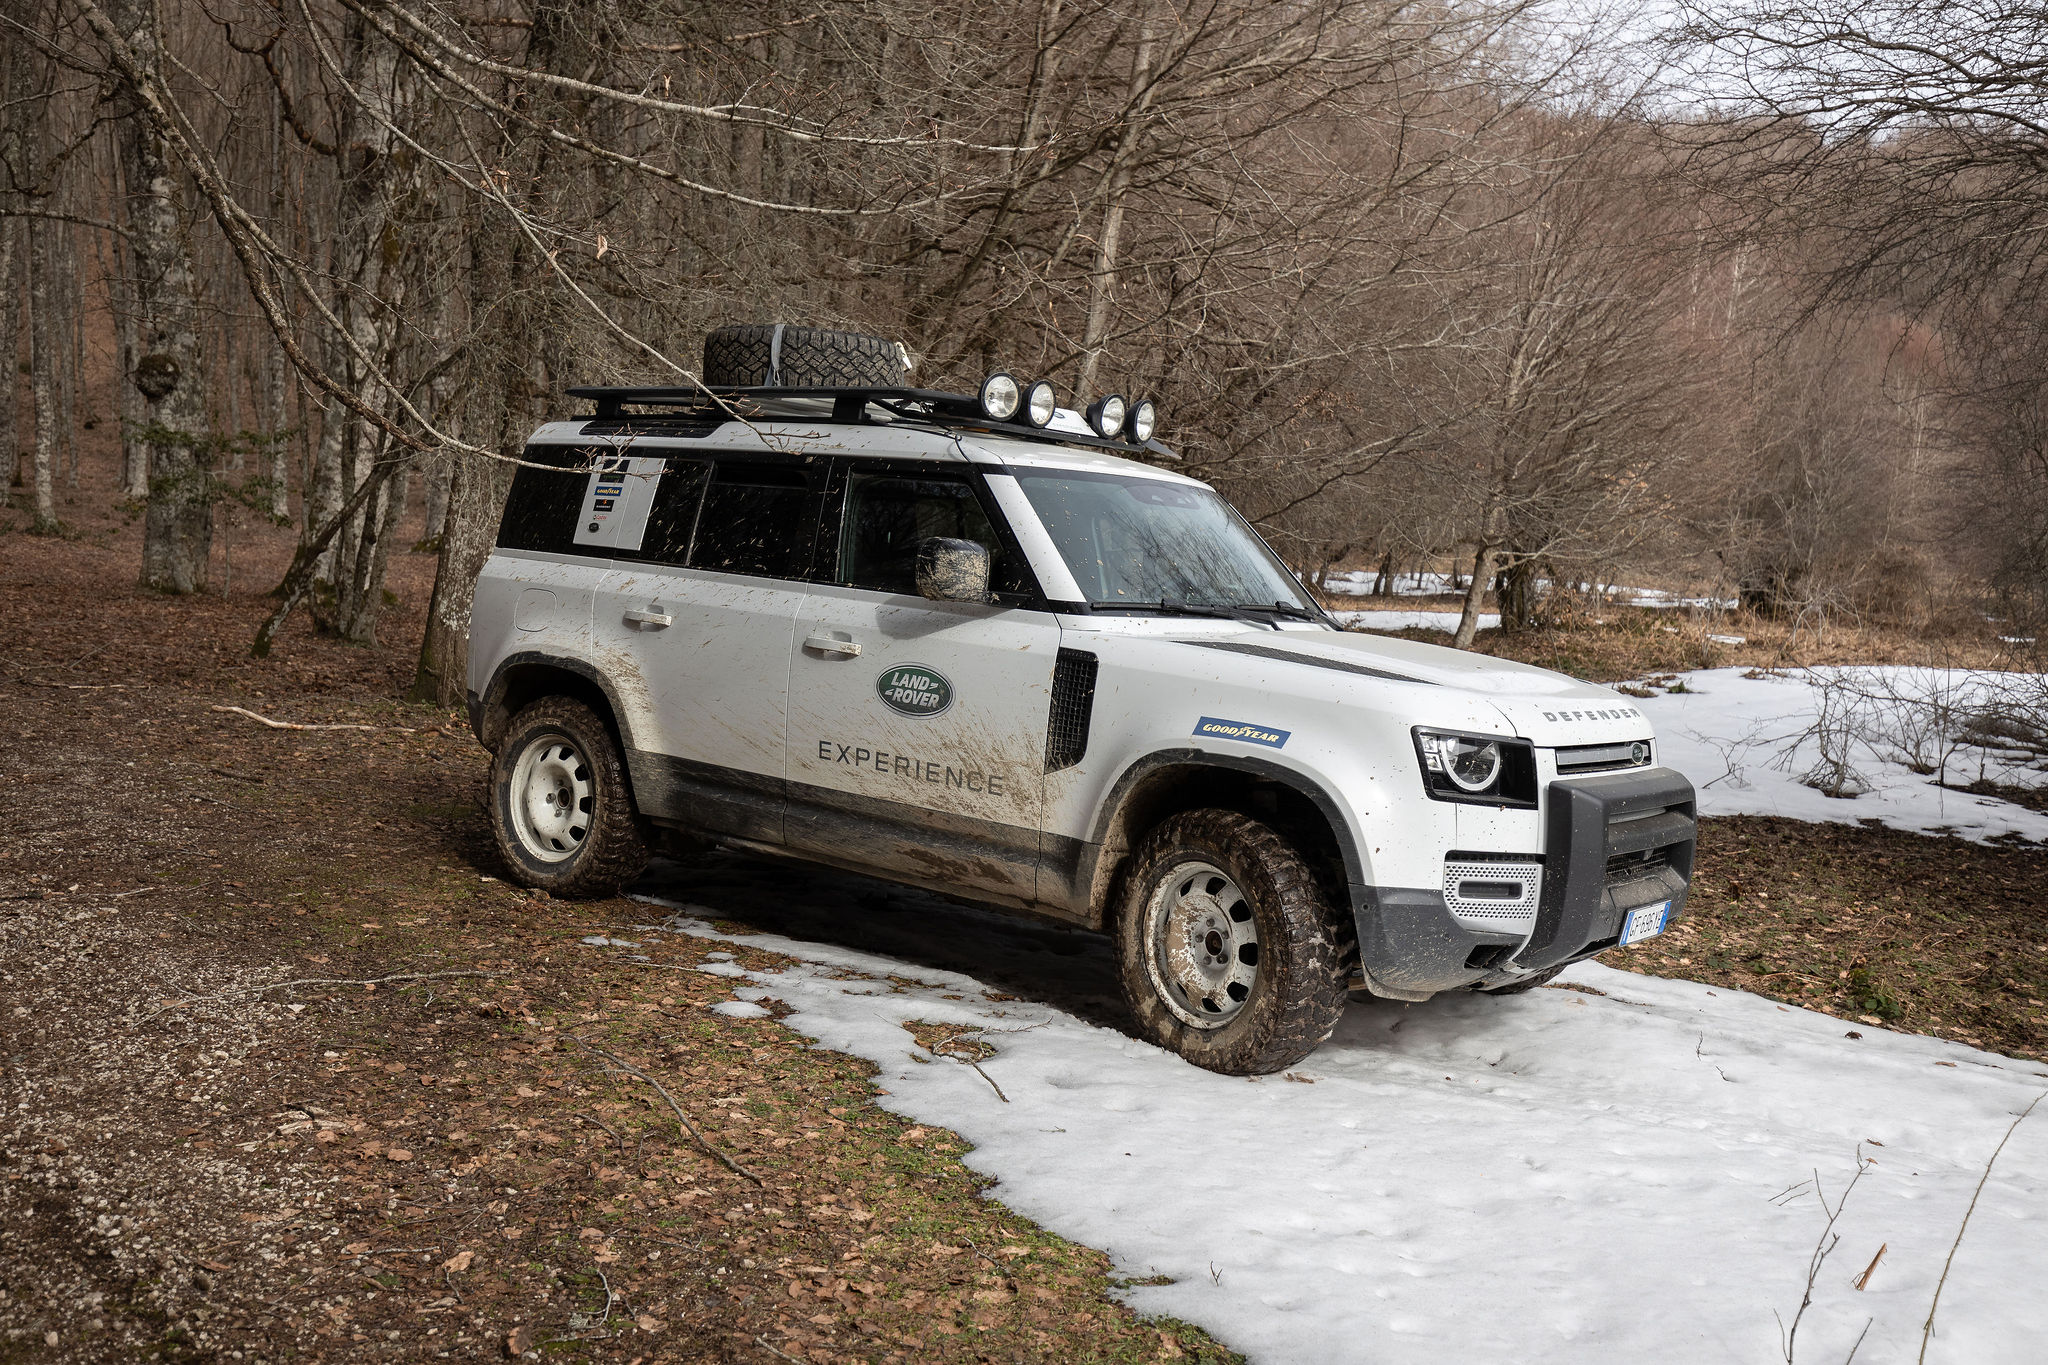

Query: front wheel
left=489, top=698, right=649, bottom=898
left=1114, top=809, right=1352, bottom=1075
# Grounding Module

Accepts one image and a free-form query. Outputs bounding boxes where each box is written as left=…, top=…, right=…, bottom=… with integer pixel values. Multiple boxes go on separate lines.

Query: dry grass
left=1614, top=816, right=2048, bottom=1064
left=1322, top=594, right=2037, bottom=685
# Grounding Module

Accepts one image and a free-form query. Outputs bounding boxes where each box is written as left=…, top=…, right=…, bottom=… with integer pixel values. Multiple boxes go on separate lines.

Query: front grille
left=1443, top=859, right=1541, bottom=930
left=1606, top=848, right=1669, bottom=884
left=1556, top=740, right=1653, bottom=774
left=1044, top=649, right=1098, bottom=773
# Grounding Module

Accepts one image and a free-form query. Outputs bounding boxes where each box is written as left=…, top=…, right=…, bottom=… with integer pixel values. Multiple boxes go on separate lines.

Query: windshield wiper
left=1091, top=599, right=1322, bottom=629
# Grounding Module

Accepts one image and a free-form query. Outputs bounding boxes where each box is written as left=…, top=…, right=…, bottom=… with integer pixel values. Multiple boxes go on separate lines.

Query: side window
left=497, top=445, right=594, bottom=555
left=839, top=471, right=1032, bottom=599
left=627, top=458, right=710, bottom=566
left=690, top=462, right=819, bottom=579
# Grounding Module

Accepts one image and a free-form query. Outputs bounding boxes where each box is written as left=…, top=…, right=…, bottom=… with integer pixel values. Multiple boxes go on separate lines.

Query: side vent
left=1044, top=648, right=1099, bottom=773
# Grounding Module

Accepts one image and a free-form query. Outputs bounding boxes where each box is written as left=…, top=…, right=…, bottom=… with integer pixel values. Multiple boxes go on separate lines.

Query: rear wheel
left=1115, top=809, right=1352, bottom=1075
left=489, top=698, right=648, bottom=898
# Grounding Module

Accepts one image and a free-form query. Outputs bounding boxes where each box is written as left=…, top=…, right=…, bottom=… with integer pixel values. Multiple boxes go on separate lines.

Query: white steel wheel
left=1144, top=860, right=1260, bottom=1029
left=506, top=733, right=593, bottom=862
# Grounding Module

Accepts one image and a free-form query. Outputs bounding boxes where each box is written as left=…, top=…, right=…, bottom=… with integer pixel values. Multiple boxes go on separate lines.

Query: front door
left=784, top=464, right=1060, bottom=901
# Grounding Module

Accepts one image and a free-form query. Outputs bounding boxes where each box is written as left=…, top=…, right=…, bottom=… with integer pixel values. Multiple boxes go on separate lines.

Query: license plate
left=1620, top=901, right=1670, bottom=946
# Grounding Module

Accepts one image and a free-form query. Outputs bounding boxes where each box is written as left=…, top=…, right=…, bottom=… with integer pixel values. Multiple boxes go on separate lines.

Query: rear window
left=690, top=462, right=819, bottom=579
left=496, top=445, right=594, bottom=555
left=622, top=459, right=710, bottom=566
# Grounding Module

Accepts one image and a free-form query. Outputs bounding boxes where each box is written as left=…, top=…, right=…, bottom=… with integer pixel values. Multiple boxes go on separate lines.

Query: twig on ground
left=210, top=704, right=400, bottom=732
left=145, top=970, right=500, bottom=1018
left=1853, top=1242, right=1887, bottom=1291
left=208, top=767, right=265, bottom=783
left=347, top=1245, right=438, bottom=1261
left=1920, top=1090, right=2047, bottom=1364
left=1780, top=1152, right=1872, bottom=1364
left=110, top=885, right=157, bottom=899
left=573, top=1111, right=625, bottom=1149
left=1844, top=1318, right=1873, bottom=1364
left=573, top=1038, right=763, bottom=1185
left=964, top=1058, right=1008, bottom=1102
left=754, top=1335, right=807, bottom=1363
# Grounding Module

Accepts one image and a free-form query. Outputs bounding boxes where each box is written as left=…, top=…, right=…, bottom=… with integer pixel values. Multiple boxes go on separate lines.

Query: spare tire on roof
left=702, top=323, right=907, bottom=388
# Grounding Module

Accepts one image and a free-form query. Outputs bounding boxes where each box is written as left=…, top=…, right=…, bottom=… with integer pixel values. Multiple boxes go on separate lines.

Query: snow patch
left=613, top=899, right=2048, bottom=1364
left=1638, top=667, right=2048, bottom=845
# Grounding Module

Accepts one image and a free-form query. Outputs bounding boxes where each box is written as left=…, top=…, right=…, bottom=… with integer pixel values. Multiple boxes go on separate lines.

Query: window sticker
left=572, top=454, right=664, bottom=552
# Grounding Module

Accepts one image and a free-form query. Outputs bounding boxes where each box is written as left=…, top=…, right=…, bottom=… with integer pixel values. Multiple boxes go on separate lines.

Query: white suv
left=466, top=325, right=1695, bottom=1074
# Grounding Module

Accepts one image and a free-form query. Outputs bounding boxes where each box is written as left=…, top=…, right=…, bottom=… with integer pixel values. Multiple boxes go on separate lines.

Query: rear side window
left=690, top=462, right=818, bottom=579
left=626, top=458, right=710, bottom=566
left=497, top=445, right=593, bottom=554
left=840, top=472, right=1032, bottom=599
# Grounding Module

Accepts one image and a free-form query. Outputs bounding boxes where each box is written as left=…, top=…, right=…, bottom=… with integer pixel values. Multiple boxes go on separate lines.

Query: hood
left=1184, top=629, right=1654, bottom=747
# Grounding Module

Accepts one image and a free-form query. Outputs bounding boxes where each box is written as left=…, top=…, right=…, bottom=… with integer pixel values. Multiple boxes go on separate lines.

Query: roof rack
left=563, top=384, right=1179, bottom=460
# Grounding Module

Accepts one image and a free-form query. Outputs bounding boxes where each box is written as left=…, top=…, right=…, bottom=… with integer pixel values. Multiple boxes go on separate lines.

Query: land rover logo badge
left=876, top=664, right=953, bottom=717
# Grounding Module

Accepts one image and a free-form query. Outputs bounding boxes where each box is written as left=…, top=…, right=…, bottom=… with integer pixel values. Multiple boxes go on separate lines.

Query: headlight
left=1129, top=397, right=1158, bottom=443
left=979, top=372, right=1021, bottom=422
left=1086, top=393, right=1127, bottom=438
left=1023, top=380, right=1057, bottom=427
left=1413, top=728, right=1538, bottom=806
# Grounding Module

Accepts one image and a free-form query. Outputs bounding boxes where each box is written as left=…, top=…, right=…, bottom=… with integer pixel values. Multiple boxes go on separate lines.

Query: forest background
left=5, top=0, right=2047, bottom=684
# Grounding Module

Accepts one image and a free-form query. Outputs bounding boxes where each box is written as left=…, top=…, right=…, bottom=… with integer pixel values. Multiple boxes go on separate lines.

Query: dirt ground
left=0, top=471, right=1235, bottom=1364
left=5, top=466, right=2042, bottom=1364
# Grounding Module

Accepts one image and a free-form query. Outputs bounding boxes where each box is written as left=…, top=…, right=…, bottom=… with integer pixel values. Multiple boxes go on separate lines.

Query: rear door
left=593, top=454, right=825, bottom=844
left=783, top=461, right=1060, bottom=901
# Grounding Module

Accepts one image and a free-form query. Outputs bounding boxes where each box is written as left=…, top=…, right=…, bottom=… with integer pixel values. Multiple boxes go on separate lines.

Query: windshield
left=1012, top=469, right=1317, bottom=613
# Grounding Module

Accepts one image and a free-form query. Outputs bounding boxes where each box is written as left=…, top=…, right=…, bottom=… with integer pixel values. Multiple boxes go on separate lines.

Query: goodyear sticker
left=1194, top=716, right=1289, bottom=749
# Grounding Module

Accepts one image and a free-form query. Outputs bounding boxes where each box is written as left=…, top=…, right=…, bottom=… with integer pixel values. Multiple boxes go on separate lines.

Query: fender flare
left=475, top=650, right=639, bottom=753
left=1077, top=748, right=1370, bottom=910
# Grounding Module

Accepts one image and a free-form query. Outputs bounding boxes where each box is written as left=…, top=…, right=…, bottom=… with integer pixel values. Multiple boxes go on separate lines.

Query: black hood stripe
left=1177, top=638, right=1435, bottom=685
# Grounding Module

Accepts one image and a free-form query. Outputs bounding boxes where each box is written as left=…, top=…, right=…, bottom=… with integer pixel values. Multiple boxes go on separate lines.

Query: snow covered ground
left=1322, top=570, right=1735, bottom=610
left=1636, top=667, right=2048, bottom=845
left=1332, top=608, right=1498, bottom=633
left=610, top=860, right=2048, bottom=1365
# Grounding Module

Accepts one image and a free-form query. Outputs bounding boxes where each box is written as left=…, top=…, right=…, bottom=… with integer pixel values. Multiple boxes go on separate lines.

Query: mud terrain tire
left=702, top=323, right=906, bottom=388
left=1474, top=964, right=1565, bottom=995
left=1115, top=809, right=1352, bottom=1075
left=490, top=698, right=649, bottom=898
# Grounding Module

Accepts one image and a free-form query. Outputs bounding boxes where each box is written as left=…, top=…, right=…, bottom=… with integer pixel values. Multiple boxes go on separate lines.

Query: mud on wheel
left=1115, top=809, right=1353, bottom=1076
left=489, top=698, right=649, bottom=898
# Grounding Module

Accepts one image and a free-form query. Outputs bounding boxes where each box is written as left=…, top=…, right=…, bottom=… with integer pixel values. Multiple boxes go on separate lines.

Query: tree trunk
left=0, top=220, right=19, bottom=509
left=420, top=451, right=450, bottom=547
left=1074, top=22, right=1156, bottom=403
left=109, top=0, right=214, bottom=593
left=1498, top=556, right=1540, bottom=629
left=28, top=218, right=57, bottom=532
left=1372, top=548, right=1396, bottom=597
left=410, top=445, right=510, bottom=705
left=1452, top=542, right=1499, bottom=650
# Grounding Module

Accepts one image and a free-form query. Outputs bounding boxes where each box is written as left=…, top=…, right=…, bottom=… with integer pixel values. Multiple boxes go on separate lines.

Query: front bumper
left=1349, top=765, right=1697, bottom=998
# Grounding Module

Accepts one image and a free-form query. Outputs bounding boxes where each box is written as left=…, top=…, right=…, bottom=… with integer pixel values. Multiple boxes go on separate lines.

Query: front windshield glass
left=1012, top=469, right=1317, bottom=613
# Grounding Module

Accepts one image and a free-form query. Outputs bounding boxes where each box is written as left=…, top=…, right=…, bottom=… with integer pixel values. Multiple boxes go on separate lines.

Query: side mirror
left=916, top=537, right=991, bottom=603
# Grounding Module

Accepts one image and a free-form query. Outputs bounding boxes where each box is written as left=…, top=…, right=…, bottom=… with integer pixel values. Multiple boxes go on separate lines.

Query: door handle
left=803, top=633, right=861, bottom=658
left=623, top=604, right=672, bottom=629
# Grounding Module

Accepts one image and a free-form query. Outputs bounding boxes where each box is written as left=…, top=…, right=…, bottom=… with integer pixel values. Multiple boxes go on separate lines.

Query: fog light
left=1129, top=398, right=1157, bottom=442
left=979, top=372, right=1021, bottom=422
left=1023, top=380, right=1057, bottom=427
left=1086, top=393, right=1127, bottom=438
